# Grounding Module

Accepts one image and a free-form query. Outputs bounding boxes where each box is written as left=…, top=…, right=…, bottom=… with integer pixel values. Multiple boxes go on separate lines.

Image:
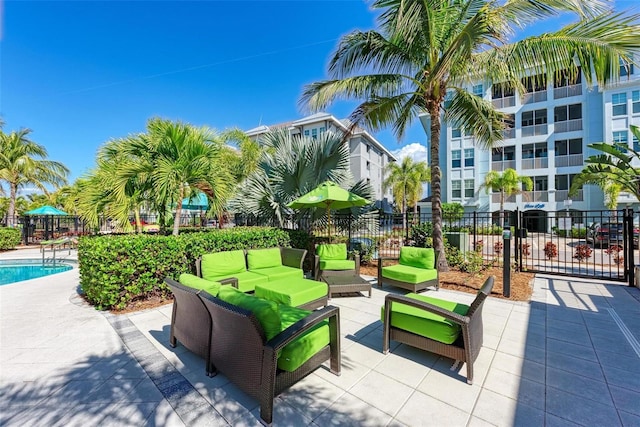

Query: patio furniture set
left=165, top=243, right=494, bottom=425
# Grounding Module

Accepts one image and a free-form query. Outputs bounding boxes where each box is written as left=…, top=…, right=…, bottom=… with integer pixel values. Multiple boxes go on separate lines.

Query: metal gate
left=515, top=208, right=636, bottom=284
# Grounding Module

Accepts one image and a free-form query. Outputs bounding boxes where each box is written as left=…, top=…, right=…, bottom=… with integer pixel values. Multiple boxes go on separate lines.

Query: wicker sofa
left=195, top=247, right=307, bottom=292
left=382, top=276, right=494, bottom=384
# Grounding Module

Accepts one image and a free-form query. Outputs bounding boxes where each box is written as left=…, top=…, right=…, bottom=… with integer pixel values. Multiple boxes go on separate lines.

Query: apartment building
left=419, top=61, right=640, bottom=231
left=245, top=112, right=397, bottom=209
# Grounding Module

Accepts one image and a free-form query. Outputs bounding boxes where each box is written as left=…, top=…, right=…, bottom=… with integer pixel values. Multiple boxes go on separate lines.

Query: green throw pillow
left=200, top=250, right=247, bottom=280
left=399, top=247, right=435, bottom=269
left=178, top=273, right=222, bottom=296
left=247, top=248, right=282, bottom=270
left=217, top=286, right=282, bottom=341
left=316, top=243, right=347, bottom=260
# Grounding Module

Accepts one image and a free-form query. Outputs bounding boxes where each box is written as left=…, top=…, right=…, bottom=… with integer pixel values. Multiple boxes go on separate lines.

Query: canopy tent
left=24, top=206, right=69, bottom=242
left=25, top=205, right=68, bottom=216
left=181, top=193, right=209, bottom=210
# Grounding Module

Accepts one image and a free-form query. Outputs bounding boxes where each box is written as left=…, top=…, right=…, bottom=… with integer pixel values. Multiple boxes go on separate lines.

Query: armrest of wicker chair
left=349, top=252, right=361, bottom=275
left=377, top=256, right=399, bottom=288
left=281, top=247, right=307, bottom=270
left=218, top=277, right=239, bottom=288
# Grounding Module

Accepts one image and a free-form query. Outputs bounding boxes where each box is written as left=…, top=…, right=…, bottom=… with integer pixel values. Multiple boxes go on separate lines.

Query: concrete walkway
left=1, top=248, right=640, bottom=426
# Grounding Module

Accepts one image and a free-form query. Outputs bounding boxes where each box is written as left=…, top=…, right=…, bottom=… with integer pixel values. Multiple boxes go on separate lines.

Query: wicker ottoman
left=254, top=278, right=328, bottom=310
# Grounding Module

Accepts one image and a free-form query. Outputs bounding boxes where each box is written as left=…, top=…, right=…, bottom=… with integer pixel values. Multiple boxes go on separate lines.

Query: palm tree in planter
left=383, top=157, right=430, bottom=230
left=480, top=169, right=532, bottom=228
left=301, top=0, right=640, bottom=270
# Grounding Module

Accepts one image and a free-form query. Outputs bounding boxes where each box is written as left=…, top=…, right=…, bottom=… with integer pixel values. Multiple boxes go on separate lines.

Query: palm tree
left=230, top=129, right=373, bottom=227
left=0, top=128, right=69, bottom=226
left=480, top=169, right=532, bottom=228
left=383, top=157, right=430, bottom=229
left=301, top=0, right=640, bottom=270
left=571, top=125, right=640, bottom=204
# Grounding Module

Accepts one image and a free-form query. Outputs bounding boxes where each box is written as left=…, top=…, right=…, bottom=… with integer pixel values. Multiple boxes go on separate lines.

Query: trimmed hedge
left=0, top=227, right=21, bottom=250
left=79, top=227, right=290, bottom=310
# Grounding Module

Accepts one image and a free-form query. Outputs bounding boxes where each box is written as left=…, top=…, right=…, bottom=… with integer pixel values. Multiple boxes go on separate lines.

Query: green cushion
left=382, top=293, right=469, bottom=344
left=218, top=286, right=281, bottom=341
left=316, top=243, right=347, bottom=261
left=278, top=305, right=330, bottom=372
left=399, top=247, right=435, bottom=270
left=247, top=248, right=282, bottom=270
left=206, top=271, right=266, bottom=293
left=255, top=278, right=328, bottom=307
left=319, top=259, right=355, bottom=271
left=201, top=250, right=247, bottom=280
left=178, top=273, right=222, bottom=296
left=250, top=265, right=303, bottom=282
left=382, top=264, right=437, bottom=284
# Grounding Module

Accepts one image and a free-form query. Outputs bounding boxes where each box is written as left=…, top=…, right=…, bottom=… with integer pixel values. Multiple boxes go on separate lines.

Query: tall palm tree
left=301, top=0, right=640, bottom=270
left=383, top=157, right=430, bottom=228
left=230, top=129, right=373, bottom=227
left=480, top=169, right=532, bottom=228
left=0, top=128, right=69, bottom=226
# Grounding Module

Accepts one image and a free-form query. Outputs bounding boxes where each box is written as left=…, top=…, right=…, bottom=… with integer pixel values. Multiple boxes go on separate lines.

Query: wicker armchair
left=378, top=247, right=439, bottom=292
left=198, top=291, right=341, bottom=425
left=382, top=276, right=494, bottom=384
left=314, top=243, right=360, bottom=281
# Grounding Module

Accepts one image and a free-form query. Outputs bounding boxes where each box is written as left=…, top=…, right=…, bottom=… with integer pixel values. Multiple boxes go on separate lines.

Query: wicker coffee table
left=322, top=274, right=372, bottom=299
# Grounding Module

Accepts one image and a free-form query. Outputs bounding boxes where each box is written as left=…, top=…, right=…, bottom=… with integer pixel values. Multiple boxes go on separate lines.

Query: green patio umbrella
left=25, top=205, right=68, bottom=216
left=288, top=181, right=370, bottom=241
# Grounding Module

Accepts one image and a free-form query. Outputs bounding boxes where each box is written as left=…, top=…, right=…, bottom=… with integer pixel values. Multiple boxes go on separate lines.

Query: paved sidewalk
left=1, top=248, right=640, bottom=426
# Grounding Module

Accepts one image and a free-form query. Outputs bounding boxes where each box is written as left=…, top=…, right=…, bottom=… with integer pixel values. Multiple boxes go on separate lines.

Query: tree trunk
left=134, top=208, right=142, bottom=234
left=430, top=108, right=449, bottom=271
left=402, top=194, right=407, bottom=231
left=173, top=188, right=184, bottom=236
left=7, top=183, right=17, bottom=227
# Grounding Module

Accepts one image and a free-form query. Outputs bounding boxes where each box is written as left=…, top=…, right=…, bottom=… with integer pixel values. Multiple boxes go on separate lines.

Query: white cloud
left=391, top=143, right=428, bottom=163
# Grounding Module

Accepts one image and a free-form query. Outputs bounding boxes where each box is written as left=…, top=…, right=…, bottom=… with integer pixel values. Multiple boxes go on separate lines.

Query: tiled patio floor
left=1, top=248, right=640, bottom=426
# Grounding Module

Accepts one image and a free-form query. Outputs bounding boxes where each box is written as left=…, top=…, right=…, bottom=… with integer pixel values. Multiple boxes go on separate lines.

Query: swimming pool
left=0, top=259, right=73, bottom=286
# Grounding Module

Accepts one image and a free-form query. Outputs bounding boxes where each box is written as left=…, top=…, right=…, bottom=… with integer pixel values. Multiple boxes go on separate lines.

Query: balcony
left=492, top=96, right=516, bottom=109
left=491, top=193, right=516, bottom=203
left=521, top=124, right=548, bottom=137
left=502, top=128, right=516, bottom=139
left=554, top=119, right=583, bottom=133
left=555, top=154, right=584, bottom=167
left=521, top=157, right=548, bottom=170
left=555, top=189, right=583, bottom=202
left=554, top=84, right=582, bottom=99
left=491, top=160, right=517, bottom=171
left=523, top=191, right=549, bottom=202
left=522, top=91, right=548, bottom=104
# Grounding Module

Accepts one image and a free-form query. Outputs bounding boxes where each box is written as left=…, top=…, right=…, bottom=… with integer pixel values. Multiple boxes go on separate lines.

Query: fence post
left=627, top=208, right=635, bottom=287
left=405, top=211, right=410, bottom=243
left=348, top=214, right=352, bottom=244
left=473, top=211, right=477, bottom=251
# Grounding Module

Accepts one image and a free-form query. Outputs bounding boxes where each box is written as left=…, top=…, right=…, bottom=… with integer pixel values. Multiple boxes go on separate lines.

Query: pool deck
left=1, top=247, right=640, bottom=426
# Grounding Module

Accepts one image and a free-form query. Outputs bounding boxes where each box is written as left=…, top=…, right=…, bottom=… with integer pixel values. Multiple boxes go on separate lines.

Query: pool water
left=0, top=259, right=73, bottom=285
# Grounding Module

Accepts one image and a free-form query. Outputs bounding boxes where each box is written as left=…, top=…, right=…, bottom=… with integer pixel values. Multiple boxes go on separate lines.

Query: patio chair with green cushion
left=314, top=243, right=359, bottom=281
left=382, top=276, right=494, bottom=384
left=378, top=246, right=439, bottom=293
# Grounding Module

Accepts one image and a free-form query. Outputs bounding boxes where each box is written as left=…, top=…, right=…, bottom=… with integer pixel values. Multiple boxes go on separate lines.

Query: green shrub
left=411, top=222, right=433, bottom=248
left=79, top=227, right=290, bottom=310
left=0, top=227, right=21, bottom=250
left=444, top=242, right=465, bottom=269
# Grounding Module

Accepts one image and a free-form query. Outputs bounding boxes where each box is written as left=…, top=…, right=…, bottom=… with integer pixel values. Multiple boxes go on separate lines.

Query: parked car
left=586, top=222, right=639, bottom=247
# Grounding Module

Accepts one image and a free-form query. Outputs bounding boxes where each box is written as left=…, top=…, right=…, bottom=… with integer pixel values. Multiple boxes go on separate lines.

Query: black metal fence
left=17, top=215, right=91, bottom=245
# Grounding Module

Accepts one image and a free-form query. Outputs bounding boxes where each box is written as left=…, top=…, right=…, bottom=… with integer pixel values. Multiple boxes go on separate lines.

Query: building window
left=304, top=130, right=310, bottom=136
left=522, top=74, right=547, bottom=103
left=554, top=103, right=582, bottom=133
left=452, top=150, right=461, bottom=168
left=464, top=149, right=474, bottom=167
left=473, top=84, right=483, bottom=97
left=633, top=90, right=640, bottom=114
left=620, top=59, right=635, bottom=77
left=464, top=180, right=475, bottom=198
left=633, top=134, right=640, bottom=151
left=319, top=126, right=326, bottom=134
left=492, top=146, right=515, bottom=161
left=502, top=114, right=516, bottom=139
left=491, top=82, right=515, bottom=108
left=366, top=161, right=370, bottom=170
left=555, top=138, right=582, bottom=155
left=452, top=128, right=462, bottom=138
left=555, top=174, right=576, bottom=191
left=452, top=180, right=462, bottom=198
left=534, top=176, right=548, bottom=191
left=522, top=143, right=547, bottom=159
left=554, top=68, right=582, bottom=88
left=366, top=145, right=371, bottom=153
left=612, top=93, right=627, bottom=116
left=613, top=130, right=628, bottom=145
left=521, top=109, right=548, bottom=136
left=311, top=128, right=318, bottom=138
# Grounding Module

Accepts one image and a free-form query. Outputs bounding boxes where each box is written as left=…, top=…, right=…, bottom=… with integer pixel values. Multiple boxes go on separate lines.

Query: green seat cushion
left=201, top=250, right=247, bottom=281
left=178, top=273, right=222, bottom=296
left=382, top=264, right=437, bottom=284
left=277, top=305, right=330, bottom=372
left=206, top=271, right=266, bottom=293
left=319, top=259, right=355, bottom=271
left=247, top=248, right=282, bottom=270
left=382, top=293, right=469, bottom=344
left=316, top=243, right=347, bottom=260
left=399, top=247, right=435, bottom=269
left=250, top=265, right=303, bottom=282
left=255, top=278, right=328, bottom=307
left=218, top=286, right=281, bottom=341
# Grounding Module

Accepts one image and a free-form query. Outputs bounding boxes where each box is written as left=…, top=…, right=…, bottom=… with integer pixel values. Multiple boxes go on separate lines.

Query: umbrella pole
left=326, top=204, right=331, bottom=244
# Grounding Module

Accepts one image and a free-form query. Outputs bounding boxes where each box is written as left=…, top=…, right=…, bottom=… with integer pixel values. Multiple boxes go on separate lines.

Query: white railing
left=521, top=124, right=548, bottom=137
left=521, top=157, right=548, bottom=169
left=491, top=193, right=516, bottom=203
left=492, top=96, right=516, bottom=108
left=502, top=128, right=516, bottom=139
left=555, top=154, right=584, bottom=167
left=554, top=84, right=582, bottom=99
left=554, top=119, right=583, bottom=133
left=555, top=189, right=583, bottom=202
left=522, top=91, right=548, bottom=104
left=523, top=191, right=549, bottom=202
left=491, top=160, right=517, bottom=171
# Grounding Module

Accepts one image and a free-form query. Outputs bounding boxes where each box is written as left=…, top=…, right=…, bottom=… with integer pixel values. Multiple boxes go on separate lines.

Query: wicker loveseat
left=198, top=285, right=341, bottom=425
left=378, top=246, right=439, bottom=292
left=382, top=276, right=494, bottom=384
left=196, top=247, right=307, bottom=293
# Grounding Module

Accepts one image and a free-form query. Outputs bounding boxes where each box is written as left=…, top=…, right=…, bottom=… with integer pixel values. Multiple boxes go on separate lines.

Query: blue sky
left=1, top=1, right=636, bottom=187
